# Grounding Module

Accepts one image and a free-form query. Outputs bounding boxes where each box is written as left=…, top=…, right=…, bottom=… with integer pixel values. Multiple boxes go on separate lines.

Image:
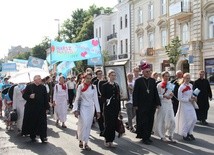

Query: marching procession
left=0, top=60, right=213, bottom=154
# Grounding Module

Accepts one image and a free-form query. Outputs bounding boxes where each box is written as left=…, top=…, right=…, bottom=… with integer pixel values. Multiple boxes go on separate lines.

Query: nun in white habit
left=13, top=84, right=26, bottom=132
left=154, top=71, right=176, bottom=142
left=53, top=76, right=69, bottom=128
left=73, top=72, right=100, bottom=151
left=175, top=73, right=197, bottom=141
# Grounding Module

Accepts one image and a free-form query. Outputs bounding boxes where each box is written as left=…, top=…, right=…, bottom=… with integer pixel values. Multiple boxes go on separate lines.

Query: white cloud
left=0, top=0, right=117, bottom=58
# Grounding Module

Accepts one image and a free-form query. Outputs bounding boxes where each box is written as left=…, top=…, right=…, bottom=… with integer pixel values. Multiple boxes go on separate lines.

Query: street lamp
left=54, top=19, right=60, bottom=39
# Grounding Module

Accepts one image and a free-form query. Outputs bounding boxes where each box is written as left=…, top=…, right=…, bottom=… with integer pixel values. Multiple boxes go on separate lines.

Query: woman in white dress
left=175, top=73, right=197, bottom=141
left=154, top=71, right=176, bottom=142
left=13, top=83, right=26, bottom=132
left=53, top=76, right=68, bottom=128
left=73, top=72, right=100, bottom=151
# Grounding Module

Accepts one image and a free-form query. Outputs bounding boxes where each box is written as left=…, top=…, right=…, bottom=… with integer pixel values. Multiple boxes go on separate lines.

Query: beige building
left=131, top=0, right=214, bottom=85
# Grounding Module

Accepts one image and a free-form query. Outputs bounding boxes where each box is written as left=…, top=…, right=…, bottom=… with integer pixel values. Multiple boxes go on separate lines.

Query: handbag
left=116, top=118, right=125, bottom=137
left=10, top=110, right=18, bottom=122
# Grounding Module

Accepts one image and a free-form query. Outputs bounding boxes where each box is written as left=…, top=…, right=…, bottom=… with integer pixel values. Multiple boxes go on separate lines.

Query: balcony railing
left=118, top=54, right=128, bottom=59
left=169, top=1, right=192, bottom=19
left=107, top=33, right=117, bottom=41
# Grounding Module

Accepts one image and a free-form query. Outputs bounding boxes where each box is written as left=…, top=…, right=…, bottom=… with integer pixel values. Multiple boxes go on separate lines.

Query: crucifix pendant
left=147, top=89, right=150, bottom=94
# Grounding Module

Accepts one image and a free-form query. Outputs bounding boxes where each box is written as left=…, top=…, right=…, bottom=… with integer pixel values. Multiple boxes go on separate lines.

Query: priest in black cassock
left=133, top=62, right=161, bottom=145
left=193, top=70, right=212, bottom=125
left=22, top=75, right=49, bottom=143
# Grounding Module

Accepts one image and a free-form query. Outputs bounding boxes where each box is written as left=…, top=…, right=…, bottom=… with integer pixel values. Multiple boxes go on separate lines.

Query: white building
left=93, top=0, right=132, bottom=71
left=131, top=0, right=214, bottom=85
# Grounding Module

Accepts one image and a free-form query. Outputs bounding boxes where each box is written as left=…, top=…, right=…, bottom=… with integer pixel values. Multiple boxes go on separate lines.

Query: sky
left=0, top=0, right=117, bottom=59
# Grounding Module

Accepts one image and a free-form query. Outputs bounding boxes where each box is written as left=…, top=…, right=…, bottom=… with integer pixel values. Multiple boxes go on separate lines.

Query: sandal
left=79, top=141, right=83, bottom=148
left=84, top=145, right=91, bottom=151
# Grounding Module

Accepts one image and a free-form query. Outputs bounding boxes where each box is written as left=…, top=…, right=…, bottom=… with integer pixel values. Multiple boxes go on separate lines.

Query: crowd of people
left=0, top=61, right=213, bottom=151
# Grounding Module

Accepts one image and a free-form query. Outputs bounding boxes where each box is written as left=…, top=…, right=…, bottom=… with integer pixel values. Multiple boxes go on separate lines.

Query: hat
left=140, top=61, right=150, bottom=70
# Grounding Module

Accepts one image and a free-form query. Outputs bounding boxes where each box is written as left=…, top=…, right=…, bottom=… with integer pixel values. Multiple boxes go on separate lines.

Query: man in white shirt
left=67, top=75, right=76, bottom=109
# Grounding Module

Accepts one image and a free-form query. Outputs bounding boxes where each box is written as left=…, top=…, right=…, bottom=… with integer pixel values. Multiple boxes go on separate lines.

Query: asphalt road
left=0, top=101, right=214, bottom=155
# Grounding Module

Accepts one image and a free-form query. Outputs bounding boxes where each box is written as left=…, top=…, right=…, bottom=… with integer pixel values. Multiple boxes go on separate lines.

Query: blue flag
left=46, top=38, right=101, bottom=64
left=87, top=56, right=103, bottom=66
left=57, top=61, right=75, bottom=77
left=2, top=63, right=17, bottom=72
left=27, top=56, right=45, bottom=68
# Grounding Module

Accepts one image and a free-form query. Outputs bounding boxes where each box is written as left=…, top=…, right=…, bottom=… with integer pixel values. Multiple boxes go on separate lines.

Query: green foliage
left=165, top=36, right=182, bottom=69
left=73, top=60, right=87, bottom=74
left=14, top=51, right=31, bottom=60
left=32, top=37, right=50, bottom=60
left=61, top=5, right=113, bottom=43
left=102, top=50, right=109, bottom=65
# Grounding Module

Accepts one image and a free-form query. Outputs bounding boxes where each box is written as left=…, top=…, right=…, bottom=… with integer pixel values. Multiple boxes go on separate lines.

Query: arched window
left=209, top=16, right=214, bottom=39
left=182, top=24, right=189, bottom=44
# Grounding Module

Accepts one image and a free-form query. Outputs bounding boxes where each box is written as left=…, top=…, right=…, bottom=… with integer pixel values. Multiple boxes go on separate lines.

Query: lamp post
left=54, top=19, right=60, bottom=40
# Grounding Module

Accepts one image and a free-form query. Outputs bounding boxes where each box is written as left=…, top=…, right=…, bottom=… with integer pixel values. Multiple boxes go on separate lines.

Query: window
left=149, top=3, right=154, bottom=20
left=148, top=33, right=154, bottom=48
left=99, top=27, right=101, bottom=38
left=182, top=24, right=189, bottom=44
left=125, top=39, right=128, bottom=53
left=138, top=8, right=143, bottom=24
left=209, top=16, right=214, bottom=39
left=182, top=0, right=189, bottom=11
left=161, top=29, right=167, bottom=47
left=95, top=28, right=98, bottom=37
left=205, top=58, right=214, bottom=84
left=120, top=40, right=123, bottom=54
left=138, top=36, right=143, bottom=52
left=120, top=17, right=123, bottom=29
left=125, top=14, right=128, bottom=28
left=113, top=44, right=116, bottom=55
left=161, top=0, right=166, bottom=15
left=113, top=24, right=115, bottom=34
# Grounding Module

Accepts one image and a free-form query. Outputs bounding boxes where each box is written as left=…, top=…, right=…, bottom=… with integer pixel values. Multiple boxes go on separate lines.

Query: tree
left=61, top=9, right=87, bottom=43
left=14, top=51, right=31, bottom=60
left=31, top=37, right=50, bottom=60
left=102, top=50, right=109, bottom=65
left=165, top=36, right=182, bottom=71
left=61, top=5, right=113, bottom=43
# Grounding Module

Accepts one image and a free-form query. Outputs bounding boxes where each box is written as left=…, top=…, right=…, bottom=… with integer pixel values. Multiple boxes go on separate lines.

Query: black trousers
left=97, top=97, right=104, bottom=132
left=196, top=107, right=209, bottom=121
left=68, top=89, right=75, bottom=106
left=138, top=109, right=156, bottom=141
left=172, top=100, right=179, bottom=116
left=103, top=109, right=118, bottom=143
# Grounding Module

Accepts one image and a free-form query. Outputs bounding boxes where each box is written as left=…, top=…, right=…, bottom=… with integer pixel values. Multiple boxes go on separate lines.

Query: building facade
left=93, top=0, right=132, bottom=71
left=131, top=0, right=214, bottom=85
left=94, top=0, right=214, bottom=85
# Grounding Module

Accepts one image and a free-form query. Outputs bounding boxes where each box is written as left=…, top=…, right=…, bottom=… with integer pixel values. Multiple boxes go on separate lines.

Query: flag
left=27, top=56, right=45, bottom=68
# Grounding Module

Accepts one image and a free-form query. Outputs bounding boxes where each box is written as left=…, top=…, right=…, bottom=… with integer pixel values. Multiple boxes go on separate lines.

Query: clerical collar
left=109, top=81, right=114, bottom=85
left=143, top=76, right=150, bottom=80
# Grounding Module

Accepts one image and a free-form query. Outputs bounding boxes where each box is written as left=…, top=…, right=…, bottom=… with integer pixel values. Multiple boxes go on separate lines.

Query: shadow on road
left=5, top=131, right=67, bottom=155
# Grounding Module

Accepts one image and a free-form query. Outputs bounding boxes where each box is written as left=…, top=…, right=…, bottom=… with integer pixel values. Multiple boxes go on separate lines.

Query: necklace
left=143, top=77, right=150, bottom=94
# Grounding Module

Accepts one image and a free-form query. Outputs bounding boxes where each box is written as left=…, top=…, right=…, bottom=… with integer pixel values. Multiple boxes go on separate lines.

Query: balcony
left=169, top=1, right=192, bottom=20
left=118, top=54, right=128, bottom=59
left=108, top=55, right=118, bottom=61
left=107, top=33, right=117, bottom=43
